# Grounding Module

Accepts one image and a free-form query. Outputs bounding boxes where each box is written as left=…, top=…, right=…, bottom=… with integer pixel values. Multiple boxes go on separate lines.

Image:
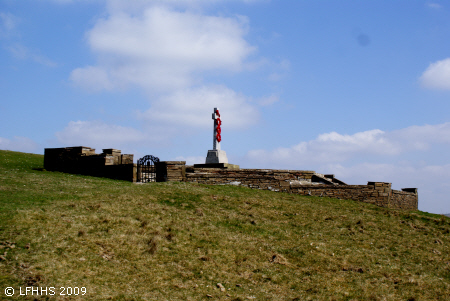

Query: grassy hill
left=0, top=150, right=449, bottom=300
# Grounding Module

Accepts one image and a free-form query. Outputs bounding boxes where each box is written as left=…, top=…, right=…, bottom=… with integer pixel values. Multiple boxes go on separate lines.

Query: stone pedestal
left=205, top=149, right=228, bottom=164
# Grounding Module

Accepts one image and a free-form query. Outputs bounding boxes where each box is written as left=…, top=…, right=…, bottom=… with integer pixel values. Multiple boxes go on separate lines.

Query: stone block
left=279, top=181, right=290, bottom=187
left=121, top=154, right=134, bottom=164
left=104, top=156, right=115, bottom=165
left=103, top=149, right=121, bottom=156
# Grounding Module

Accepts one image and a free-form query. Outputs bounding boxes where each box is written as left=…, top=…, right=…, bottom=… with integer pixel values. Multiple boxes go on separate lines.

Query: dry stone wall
left=163, top=162, right=418, bottom=210
left=44, top=146, right=136, bottom=182
left=390, top=189, right=419, bottom=210
left=43, top=146, right=418, bottom=210
left=185, top=167, right=318, bottom=190
left=155, top=161, right=186, bottom=182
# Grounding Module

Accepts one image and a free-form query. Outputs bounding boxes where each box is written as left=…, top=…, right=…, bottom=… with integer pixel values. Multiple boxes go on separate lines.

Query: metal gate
left=137, top=155, right=160, bottom=183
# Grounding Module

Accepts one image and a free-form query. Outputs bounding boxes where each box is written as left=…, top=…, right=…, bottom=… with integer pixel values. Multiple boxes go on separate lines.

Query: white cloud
left=7, top=43, right=57, bottom=67
left=1, top=13, right=56, bottom=67
left=70, top=66, right=114, bottom=92
left=55, top=121, right=147, bottom=150
left=42, top=0, right=94, bottom=3
left=70, top=5, right=255, bottom=92
left=420, top=58, right=450, bottom=90
left=46, top=0, right=75, bottom=3
left=389, top=122, right=450, bottom=149
left=257, top=94, right=279, bottom=106
left=246, top=129, right=398, bottom=168
left=68, top=0, right=277, bottom=140
left=173, top=155, right=205, bottom=165
left=0, top=12, right=18, bottom=37
left=315, top=129, right=400, bottom=155
left=105, top=0, right=266, bottom=13
left=245, top=122, right=450, bottom=168
left=267, top=58, right=290, bottom=82
left=106, top=0, right=215, bottom=12
left=7, top=43, right=28, bottom=59
left=138, top=85, right=259, bottom=130
left=57, top=86, right=260, bottom=149
left=0, top=136, right=39, bottom=153
left=426, top=3, right=443, bottom=9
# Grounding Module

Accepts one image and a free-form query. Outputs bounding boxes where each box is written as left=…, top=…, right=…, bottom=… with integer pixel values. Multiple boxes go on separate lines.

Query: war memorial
left=44, top=108, right=418, bottom=211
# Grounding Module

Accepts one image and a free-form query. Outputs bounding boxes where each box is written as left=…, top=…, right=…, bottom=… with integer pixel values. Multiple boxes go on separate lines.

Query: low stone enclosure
left=43, top=146, right=418, bottom=211
left=44, top=146, right=136, bottom=182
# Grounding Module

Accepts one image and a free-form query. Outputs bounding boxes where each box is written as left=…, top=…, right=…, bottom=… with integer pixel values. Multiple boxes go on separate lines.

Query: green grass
left=0, top=149, right=449, bottom=300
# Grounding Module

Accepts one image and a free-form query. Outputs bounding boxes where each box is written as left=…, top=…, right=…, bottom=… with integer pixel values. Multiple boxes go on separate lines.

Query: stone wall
left=185, top=167, right=320, bottom=189
left=44, top=146, right=136, bottom=182
left=390, top=188, right=419, bottom=210
left=155, top=161, right=186, bottom=182
left=289, top=182, right=392, bottom=208
left=158, top=163, right=418, bottom=210
left=43, top=146, right=418, bottom=210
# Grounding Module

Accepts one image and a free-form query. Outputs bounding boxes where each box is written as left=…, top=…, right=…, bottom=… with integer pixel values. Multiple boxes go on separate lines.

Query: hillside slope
left=0, top=150, right=449, bottom=300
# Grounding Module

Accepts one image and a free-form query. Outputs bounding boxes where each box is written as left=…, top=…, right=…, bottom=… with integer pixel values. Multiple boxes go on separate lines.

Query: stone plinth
left=205, top=149, right=228, bottom=164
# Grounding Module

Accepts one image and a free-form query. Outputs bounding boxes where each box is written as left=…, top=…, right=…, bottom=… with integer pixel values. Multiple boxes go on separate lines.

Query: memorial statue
left=205, top=107, right=228, bottom=164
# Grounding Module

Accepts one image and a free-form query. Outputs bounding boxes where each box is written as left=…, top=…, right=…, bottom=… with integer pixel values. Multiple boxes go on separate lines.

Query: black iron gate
left=137, top=155, right=160, bottom=183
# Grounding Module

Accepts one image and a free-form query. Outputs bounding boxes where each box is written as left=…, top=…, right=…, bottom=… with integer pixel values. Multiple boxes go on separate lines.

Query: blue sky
left=1, top=0, right=450, bottom=214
